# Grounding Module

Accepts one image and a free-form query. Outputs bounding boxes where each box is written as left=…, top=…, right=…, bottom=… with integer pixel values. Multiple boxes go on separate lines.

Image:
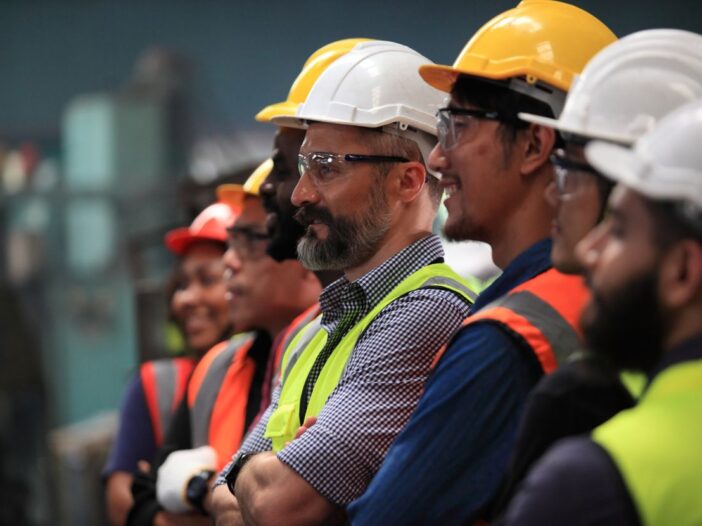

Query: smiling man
left=126, top=164, right=321, bottom=526
left=348, top=2, right=616, bottom=524
left=211, top=40, right=475, bottom=526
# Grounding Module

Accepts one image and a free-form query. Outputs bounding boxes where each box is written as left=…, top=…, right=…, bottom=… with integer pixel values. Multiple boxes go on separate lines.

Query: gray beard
left=297, top=197, right=392, bottom=272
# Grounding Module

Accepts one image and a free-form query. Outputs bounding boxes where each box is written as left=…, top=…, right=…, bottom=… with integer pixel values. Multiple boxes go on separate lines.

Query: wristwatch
left=185, top=469, right=215, bottom=514
left=225, top=452, right=254, bottom=495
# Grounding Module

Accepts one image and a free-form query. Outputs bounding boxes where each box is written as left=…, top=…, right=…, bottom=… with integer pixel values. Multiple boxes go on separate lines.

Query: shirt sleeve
left=497, top=437, right=641, bottom=526
left=103, top=372, right=158, bottom=478
left=277, top=288, right=471, bottom=505
left=347, top=323, right=541, bottom=525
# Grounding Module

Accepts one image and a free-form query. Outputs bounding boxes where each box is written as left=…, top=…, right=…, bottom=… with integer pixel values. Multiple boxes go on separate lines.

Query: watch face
left=186, top=472, right=211, bottom=509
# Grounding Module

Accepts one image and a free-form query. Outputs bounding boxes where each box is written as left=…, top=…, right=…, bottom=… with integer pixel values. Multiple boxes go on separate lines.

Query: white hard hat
left=585, top=99, right=702, bottom=212
left=272, top=40, right=445, bottom=175
left=520, top=29, right=702, bottom=145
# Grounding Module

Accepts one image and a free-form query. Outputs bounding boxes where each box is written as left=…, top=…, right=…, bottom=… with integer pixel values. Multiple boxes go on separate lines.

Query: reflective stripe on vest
left=265, top=263, right=476, bottom=451
left=273, top=303, right=322, bottom=389
left=187, top=332, right=256, bottom=470
left=140, top=357, right=195, bottom=447
left=435, top=268, right=588, bottom=374
left=593, top=359, right=702, bottom=526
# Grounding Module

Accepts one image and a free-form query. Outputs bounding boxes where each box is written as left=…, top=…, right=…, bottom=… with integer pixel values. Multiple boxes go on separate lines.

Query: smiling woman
left=103, top=201, right=240, bottom=526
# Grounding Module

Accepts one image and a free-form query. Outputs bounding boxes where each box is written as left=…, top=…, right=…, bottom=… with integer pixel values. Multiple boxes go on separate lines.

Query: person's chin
left=551, top=239, right=584, bottom=275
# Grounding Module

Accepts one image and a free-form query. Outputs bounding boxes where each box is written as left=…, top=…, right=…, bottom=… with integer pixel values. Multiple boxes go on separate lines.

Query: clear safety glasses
left=297, top=152, right=409, bottom=187
left=436, top=107, right=512, bottom=151
left=226, top=226, right=270, bottom=261
left=550, top=149, right=603, bottom=201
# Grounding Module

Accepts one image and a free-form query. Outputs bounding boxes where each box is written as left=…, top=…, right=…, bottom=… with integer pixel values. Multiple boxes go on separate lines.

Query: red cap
left=165, top=201, right=241, bottom=255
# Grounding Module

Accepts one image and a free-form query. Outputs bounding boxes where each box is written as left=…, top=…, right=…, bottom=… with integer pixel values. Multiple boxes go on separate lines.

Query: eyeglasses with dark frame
left=226, top=226, right=271, bottom=261
left=436, top=107, right=516, bottom=150
left=550, top=149, right=603, bottom=201
left=297, top=152, right=409, bottom=186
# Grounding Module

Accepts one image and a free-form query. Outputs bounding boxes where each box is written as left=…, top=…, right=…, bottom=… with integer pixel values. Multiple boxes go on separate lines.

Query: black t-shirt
left=490, top=353, right=636, bottom=517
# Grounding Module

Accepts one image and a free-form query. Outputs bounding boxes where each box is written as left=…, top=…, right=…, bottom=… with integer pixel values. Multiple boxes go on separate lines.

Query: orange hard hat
left=164, top=201, right=241, bottom=255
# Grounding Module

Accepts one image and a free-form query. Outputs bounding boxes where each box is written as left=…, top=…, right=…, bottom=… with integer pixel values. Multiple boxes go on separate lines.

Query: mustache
left=294, top=205, right=335, bottom=226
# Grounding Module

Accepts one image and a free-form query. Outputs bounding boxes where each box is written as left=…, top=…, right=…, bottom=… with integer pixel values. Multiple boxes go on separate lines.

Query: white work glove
left=156, top=445, right=217, bottom=513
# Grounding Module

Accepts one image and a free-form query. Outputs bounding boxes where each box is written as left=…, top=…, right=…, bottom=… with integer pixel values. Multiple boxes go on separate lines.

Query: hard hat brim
left=586, top=141, right=654, bottom=196
left=518, top=112, right=560, bottom=129
left=420, top=58, right=573, bottom=95
left=519, top=112, right=637, bottom=145
left=419, top=64, right=465, bottom=93
left=217, top=184, right=247, bottom=209
left=164, top=229, right=226, bottom=256
left=255, top=101, right=301, bottom=123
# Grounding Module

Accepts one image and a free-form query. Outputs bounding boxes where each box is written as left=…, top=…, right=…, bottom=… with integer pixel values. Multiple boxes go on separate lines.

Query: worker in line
left=255, top=38, right=371, bottom=381
left=348, top=2, right=616, bottom=524
left=142, top=39, right=363, bottom=525
left=501, top=97, right=702, bottom=526
left=104, top=199, right=240, bottom=526
left=211, top=41, right=475, bottom=526
left=126, top=163, right=321, bottom=525
left=493, top=28, right=702, bottom=515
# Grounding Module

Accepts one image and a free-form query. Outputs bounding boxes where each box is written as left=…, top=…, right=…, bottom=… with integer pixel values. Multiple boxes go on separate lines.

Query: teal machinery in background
left=48, top=92, right=178, bottom=427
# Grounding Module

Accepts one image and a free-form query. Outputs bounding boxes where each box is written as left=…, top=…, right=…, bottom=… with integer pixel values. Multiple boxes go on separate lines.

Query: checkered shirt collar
left=319, top=234, right=444, bottom=319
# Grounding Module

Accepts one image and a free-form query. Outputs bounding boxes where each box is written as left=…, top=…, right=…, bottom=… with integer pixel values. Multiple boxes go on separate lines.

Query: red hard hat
left=164, top=201, right=241, bottom=255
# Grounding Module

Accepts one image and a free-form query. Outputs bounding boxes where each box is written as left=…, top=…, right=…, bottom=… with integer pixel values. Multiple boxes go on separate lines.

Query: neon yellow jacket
left=594, top=358, right=702, bottom=526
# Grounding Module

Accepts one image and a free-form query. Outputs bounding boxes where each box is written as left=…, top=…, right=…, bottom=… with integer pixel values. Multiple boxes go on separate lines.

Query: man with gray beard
left=211, top=41, right=476, bottom=526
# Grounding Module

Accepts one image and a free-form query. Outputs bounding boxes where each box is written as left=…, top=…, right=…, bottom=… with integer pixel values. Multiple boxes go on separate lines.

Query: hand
left=211, top=484, right=243, bottom=526
left=284, top=416, right=318, bottom=448
left=156, top=446, right=217, bottom=513
left=294, top=416, right=317, bottom=440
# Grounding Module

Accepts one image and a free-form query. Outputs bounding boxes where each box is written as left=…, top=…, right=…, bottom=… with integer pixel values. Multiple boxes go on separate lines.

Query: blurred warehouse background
left=0, top=1, right=700, bottom=524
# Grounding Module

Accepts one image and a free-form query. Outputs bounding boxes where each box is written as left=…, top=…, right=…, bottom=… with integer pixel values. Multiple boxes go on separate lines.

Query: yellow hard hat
left=255, top=38, right=371, bottom=122
left=420, top=0, right=616, bottom=94
left=217, top=158, right=273, bottom=209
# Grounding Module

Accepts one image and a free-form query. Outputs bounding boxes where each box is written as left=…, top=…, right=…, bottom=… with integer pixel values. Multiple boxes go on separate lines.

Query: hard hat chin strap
left=381, top=124, right=441, bottom=179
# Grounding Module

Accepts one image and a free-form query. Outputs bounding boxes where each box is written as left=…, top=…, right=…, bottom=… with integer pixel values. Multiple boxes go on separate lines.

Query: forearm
left=210, top=484, right=244, bottom=526
left=235, top=453, right=277, bottom=526
left=235, top=452, right=339, bottom=526
left=105, top=472, right=134, bottom=526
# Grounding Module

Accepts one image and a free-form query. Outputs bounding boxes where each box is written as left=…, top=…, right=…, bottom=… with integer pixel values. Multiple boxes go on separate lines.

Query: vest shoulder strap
left=140, top=357, right=195, bottom=446
left=189, top=333, right=255, bottom=447
left=279, top=315, right=325, bottom=386
left=460, top=269, right=588, bottom=373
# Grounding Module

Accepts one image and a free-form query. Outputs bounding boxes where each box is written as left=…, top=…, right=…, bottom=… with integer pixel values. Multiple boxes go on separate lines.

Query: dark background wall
left=2, top=0, right=701, bottom=140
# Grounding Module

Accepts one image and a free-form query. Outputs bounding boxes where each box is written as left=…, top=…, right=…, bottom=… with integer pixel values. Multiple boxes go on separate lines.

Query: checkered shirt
left=216, top=234, right=472, bottom=504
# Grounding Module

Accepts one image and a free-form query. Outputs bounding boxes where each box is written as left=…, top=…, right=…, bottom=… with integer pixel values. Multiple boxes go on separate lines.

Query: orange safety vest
left=433, top=268, right=589, bottom=373
left=140, top=357, right=196, bottom=447
left=186, top=333, right=258, bottom=471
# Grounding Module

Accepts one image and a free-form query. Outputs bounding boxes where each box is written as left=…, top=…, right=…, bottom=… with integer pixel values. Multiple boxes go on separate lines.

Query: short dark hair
left=451, top=74, right=561, bottom=149
left=358, top=127, right=443, bottom=208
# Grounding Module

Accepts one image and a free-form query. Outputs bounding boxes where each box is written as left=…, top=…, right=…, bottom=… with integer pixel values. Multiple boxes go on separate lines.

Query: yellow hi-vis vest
left=593, top=358, right=702, bottom=526
left=264, top=263, right=476, bottom=451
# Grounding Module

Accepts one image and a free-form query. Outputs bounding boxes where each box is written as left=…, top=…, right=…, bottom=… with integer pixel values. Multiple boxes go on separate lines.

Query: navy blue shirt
left=348, top=239, right=552, bottom=525
left=103, top=372, right=158, bottom=479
